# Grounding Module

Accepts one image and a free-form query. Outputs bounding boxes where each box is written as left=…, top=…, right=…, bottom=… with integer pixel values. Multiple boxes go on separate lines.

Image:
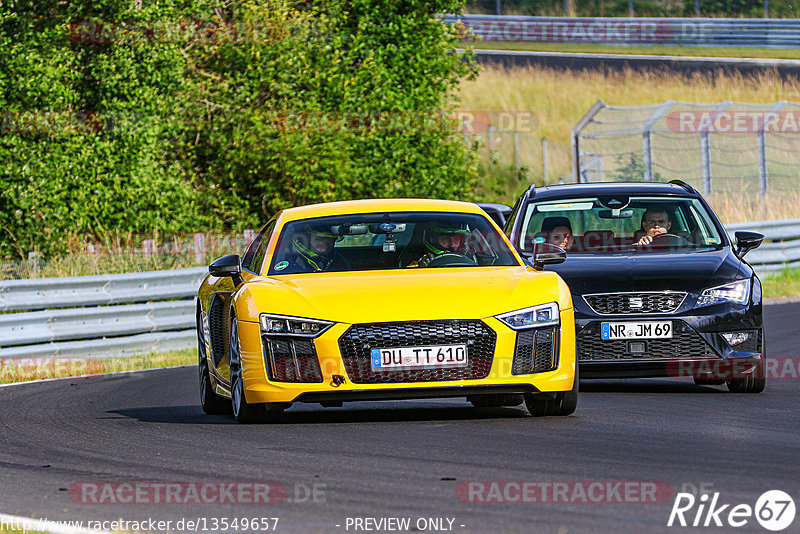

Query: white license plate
left=370, top=344, right=468, bottom=371
left=601, top=321, right=672, bottom=340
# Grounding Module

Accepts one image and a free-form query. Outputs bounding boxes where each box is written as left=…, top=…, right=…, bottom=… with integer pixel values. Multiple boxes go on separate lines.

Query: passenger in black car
left=540, top=216, right=574, bottom=250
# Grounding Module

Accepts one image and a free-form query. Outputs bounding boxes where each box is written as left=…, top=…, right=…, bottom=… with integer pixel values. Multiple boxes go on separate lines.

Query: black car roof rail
left=668, top=179, right=698, bottom=195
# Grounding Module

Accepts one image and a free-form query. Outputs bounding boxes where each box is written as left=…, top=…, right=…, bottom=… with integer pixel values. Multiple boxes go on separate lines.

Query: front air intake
left=262, top=336, right=323, bottom=383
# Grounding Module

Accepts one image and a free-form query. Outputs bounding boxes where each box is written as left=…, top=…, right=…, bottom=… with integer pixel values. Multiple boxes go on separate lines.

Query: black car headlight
left=259, top=314, right=333, bottom=337
left=495, top=302, right=559, bottom=330
left=695, top=279, right=750, bottom=308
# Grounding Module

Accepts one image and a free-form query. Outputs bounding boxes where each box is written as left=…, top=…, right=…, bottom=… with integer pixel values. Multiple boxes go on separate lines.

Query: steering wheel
left=646, top=233, right=692, bottom=247
left=426, top=252, right=478, bottom=267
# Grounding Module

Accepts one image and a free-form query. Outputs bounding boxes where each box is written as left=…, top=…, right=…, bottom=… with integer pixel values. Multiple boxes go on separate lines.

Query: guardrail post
left=194, top=233, right=206, bottom=264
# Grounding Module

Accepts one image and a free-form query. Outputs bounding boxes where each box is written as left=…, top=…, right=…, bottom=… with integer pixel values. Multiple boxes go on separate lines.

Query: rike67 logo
left=668, top=490, right=796, bottom=531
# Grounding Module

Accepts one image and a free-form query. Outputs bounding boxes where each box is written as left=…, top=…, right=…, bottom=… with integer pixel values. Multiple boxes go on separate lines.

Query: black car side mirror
left=526, top=242, right=567, bottom=271
left=209, top=254, right=244, bottom=286
left=734, top=231, right=764, bottom=258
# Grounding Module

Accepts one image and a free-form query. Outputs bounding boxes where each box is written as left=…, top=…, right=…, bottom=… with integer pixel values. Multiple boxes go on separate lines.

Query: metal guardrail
left=445, top=14, right=800, bottom=48
left=0, top=266, right=206, bottom=312
left=0, top=221, right=797, bottom=362
left=0, top=267, right=206, bottom=362
left=727, top=218, right=800, bottom=273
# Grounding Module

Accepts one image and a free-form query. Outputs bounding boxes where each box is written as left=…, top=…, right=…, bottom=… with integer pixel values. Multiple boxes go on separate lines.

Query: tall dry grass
left=461, top=65, right=800, bottom=222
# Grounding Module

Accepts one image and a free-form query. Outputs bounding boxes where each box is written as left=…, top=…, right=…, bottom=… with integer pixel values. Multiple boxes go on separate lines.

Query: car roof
left=279, top=198, right=485, bottom=222
left=525, top=181, right=700, bottom=201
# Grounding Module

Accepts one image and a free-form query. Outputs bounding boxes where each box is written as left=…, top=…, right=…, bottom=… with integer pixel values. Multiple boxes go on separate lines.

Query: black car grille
left=263, top=337, right=323, bottom=383
left=584, top=292, right=686, bottom=315
left=577, top=321, right=716, bottom=361
left=338, top=320, right=496, bottom=384
left=512, top=327, right=559, bottom=374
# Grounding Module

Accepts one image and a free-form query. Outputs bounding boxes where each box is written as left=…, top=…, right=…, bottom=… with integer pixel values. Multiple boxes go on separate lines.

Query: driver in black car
left=636, top=206, right=672, bottom=245
left=408, top=223, right=470, bottom=267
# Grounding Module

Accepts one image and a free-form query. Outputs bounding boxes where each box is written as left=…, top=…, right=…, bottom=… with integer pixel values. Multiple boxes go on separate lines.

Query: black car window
left=242, top=218, right=277, bottom=274
left=518, top=196, right=724, bottom=254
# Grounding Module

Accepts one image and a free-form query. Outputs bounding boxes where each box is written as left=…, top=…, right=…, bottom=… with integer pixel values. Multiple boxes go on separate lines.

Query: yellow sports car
left=196, top=199, right=577, bottom=422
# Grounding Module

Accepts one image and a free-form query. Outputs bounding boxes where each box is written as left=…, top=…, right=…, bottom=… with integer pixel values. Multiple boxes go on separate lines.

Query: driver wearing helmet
left=408, top=223, right=470, bottom=268
left=290, top=223, right=339, bottom=272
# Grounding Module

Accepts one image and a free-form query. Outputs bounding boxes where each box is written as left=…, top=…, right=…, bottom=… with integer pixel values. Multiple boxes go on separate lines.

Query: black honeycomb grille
left=512, top=327, right=558, bottom=375
left=584, top=292, right=686, bottom=314
left=338, top=320, right=496, bottom=384
left=577, top=321, right=716, bottom=361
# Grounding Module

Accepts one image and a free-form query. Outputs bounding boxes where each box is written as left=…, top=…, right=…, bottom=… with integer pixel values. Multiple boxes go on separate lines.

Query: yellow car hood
left=242, top=267, right=567, bottom=324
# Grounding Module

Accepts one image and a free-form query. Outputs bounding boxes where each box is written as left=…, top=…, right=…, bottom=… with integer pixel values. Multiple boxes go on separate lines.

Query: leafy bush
left=0, top=0, right=480, bottom=259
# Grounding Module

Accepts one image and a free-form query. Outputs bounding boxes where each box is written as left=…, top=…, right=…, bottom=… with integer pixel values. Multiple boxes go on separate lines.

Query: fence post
left=641, top=101, right=675, bottom=182
left=701, top=132, right=712, bottom=196
left=514, top=131, right=520, bottom=173
left=488, top=123, right=493, bottom=155
left=757, top=131, right=768, bottom=201
left=542, top=138, right=549, bottom=183
left=462, top=117, right=469, bottom=144
left=194, top=233, right=206, bottom=264
left=27, top=251, right=39, bottom=277
left=143, top=240, right=154, bottom=257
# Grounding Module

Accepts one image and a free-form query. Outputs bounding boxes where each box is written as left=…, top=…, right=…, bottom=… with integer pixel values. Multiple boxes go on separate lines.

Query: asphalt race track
left=1, top=302, right=799, bottom=534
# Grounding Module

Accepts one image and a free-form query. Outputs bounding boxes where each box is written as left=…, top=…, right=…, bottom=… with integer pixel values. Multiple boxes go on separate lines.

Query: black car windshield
left=268, top=211, right=520, bottom=275
left=517, top=196, right=725, bottom=254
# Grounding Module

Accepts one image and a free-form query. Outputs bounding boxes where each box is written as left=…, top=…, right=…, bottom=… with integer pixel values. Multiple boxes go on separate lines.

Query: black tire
left=229, top=315, right=269, bottom=423
left=198, top=307, right=230, bottom=415
left=524, top=365, right=579, bottom=417
left=726, top=360, right=766, bottom=393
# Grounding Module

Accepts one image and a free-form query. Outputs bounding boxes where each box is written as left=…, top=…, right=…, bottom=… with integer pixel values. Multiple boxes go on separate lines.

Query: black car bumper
left=574, top=298, right=763, bottom=379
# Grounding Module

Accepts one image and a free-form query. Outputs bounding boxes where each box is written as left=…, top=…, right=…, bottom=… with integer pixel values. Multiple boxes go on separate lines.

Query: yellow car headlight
left=259, top=313, right=334, bottom=337
left=495, top=302, right=560, bottom=330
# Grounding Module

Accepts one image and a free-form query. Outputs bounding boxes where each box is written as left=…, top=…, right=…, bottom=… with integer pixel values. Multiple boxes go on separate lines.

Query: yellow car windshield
left=268, top=212, right=519, bottom=275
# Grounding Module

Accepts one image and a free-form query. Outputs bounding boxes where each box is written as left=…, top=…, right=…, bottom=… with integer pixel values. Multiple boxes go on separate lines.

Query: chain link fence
left=573, top=100, right=800, bottom=198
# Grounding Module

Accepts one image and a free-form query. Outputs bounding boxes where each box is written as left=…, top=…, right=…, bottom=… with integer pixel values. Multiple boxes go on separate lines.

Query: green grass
left=0, top=349, right=194, bottom=384
left=466, top=41, right=800, bottom=59
left=762, top=267, right=800, bottom=298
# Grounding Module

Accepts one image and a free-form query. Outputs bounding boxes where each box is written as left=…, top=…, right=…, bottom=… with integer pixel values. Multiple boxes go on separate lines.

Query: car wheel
left=229, top=315, right=269, bottom=423
left=726, top=360, right=766, bottom=393
left=198, top=308, right=230, bottom=415
left=524, top=365, right=579, bottom=417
